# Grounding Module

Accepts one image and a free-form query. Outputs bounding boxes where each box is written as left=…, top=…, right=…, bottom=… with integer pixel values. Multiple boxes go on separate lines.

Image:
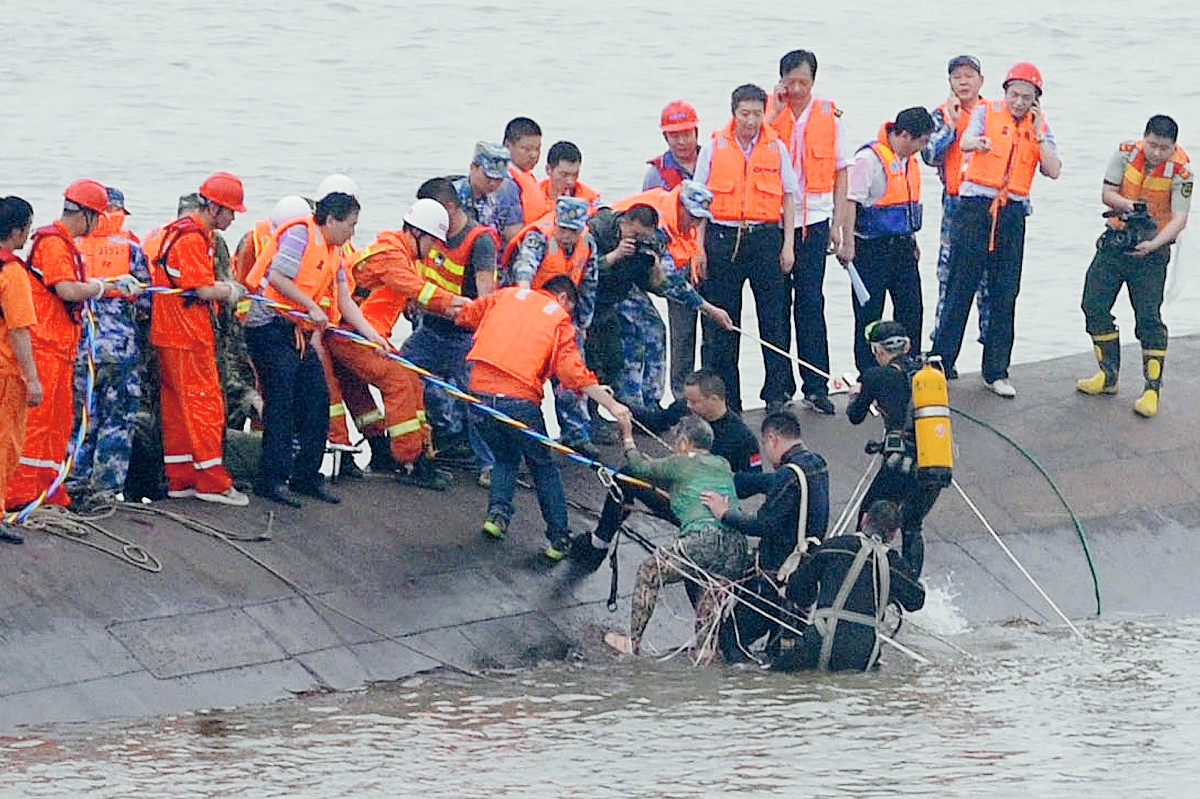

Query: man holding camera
left=1077, top=115, right=1191, bottom=418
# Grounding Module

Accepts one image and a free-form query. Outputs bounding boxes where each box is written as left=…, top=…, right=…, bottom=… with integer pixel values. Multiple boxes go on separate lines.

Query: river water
left=4, top=0, right=1200, bottom=793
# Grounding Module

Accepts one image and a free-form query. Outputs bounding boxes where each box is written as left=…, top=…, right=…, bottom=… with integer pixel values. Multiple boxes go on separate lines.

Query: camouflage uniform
left=211, top=232, right=259, bottom=428
left=67, top=243, right=152, bottom=504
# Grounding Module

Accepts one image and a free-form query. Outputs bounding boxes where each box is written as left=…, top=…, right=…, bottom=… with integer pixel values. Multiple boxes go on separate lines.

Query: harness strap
left=815, top=535, right=891, bottom=671
left=775, top=463, right=810, bottom=584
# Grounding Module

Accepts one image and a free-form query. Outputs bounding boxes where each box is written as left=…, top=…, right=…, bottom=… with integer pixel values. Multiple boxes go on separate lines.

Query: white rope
left=951, top=478, right=1085, bottom=640
left=727, top=323, right=832, bottom=380
left=830, top=458, right=878, bottom=539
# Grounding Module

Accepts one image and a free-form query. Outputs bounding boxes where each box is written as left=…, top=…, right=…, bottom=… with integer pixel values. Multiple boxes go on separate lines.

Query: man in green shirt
left=604, top=415, right=748, bottom=656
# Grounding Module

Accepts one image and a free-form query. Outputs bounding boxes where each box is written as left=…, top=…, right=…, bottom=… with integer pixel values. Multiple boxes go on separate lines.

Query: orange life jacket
left=244, top=216, right=346, bottom=325
left=345, top=230, right=415, bottom=338
left=770, top=96, right=840, bottom=197
left=1114, top=140, right=1192, bottom=232
left=538, top=178, right=601, bottom=212
left=706, top=119, right=786, bottom=223
left=77, top=212, right=135, bottom=281
left=26, top=221, right=86, bottom=334
left=423, top=224, right=499, bottom=297
left=510, top=165, right=552, bottom=224
left=935, top=98, right=982, bottom=197
left=610, top=186, right=699, bottom=267
left=855, top=126, right=923, bottom=238
left=145, top=214, right=218, bottom=349
left=466, top=286, right=571, bottom=396
left=501, top=215, right=592, bottom=288
left=962, top=99, right=1043, bottom=196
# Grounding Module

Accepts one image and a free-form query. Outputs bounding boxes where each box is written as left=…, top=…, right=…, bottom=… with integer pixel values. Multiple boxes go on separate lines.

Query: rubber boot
left=1133, top=349, right=1165, bottom=418
left=1076, top=332, right=1120, bottom=395
left=368, top=435, right=399, bottom=473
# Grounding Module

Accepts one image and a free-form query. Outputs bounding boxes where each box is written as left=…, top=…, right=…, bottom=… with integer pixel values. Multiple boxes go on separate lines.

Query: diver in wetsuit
left=772, top=500, right=925, bottom=672
left=847, top=320, right=944, bottom=577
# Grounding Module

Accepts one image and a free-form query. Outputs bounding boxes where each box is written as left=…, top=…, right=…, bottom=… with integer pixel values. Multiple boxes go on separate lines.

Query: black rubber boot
left=368, top=435, right=399, bottom=473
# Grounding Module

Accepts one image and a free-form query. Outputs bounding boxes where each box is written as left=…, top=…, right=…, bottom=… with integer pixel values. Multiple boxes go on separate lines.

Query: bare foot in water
left=604, top=631, right=636, bottom=655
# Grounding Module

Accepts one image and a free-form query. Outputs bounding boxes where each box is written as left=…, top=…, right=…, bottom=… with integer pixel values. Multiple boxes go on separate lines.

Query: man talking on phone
left=930, top=62, right=1061, bottom=398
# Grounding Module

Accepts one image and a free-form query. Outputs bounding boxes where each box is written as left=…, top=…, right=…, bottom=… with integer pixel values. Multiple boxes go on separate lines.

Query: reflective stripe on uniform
left=18, top=456, right=63, bottom=470
left=417, top=281, right=438, bottom=305
left=163, top=454, right=194, bottom=464
left=355, top=409, right=385, bottom=428
left=387, top=417, right=423, bottom=437
left=330, top=402, right=347, bottom=418
left=194, top=456, right=224, bottom=470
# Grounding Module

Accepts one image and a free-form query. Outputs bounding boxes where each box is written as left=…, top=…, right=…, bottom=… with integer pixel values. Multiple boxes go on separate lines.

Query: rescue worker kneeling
left=603, top=415, right=748, bottom=657
left=771, top=500, right=924, bottom=672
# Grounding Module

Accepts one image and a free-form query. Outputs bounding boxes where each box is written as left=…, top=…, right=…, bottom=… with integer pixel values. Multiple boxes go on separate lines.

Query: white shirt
left=694, top=129, right=801, bottom=227
left=846, top=146, right=889, bottom=208
left=785, top=96, right=852, bottom=227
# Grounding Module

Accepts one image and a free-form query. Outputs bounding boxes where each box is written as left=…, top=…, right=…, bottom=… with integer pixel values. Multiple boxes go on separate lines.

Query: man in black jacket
left=701, top=410, right=829, bottom=661
left=772, top=499, right=925, bottom=672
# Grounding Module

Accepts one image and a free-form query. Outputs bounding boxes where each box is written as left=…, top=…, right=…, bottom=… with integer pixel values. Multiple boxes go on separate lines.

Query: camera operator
left=585, top=198, right=733, bottom=411
left=1077, top=115, right=1192, bottom=418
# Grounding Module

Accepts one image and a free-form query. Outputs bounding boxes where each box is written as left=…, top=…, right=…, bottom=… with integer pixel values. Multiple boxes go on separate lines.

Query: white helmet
left=402, top=198, right=449, bottom=241
left=316, top=174, right=360, bottom=202
left=269, top=195, right=312, bottom=229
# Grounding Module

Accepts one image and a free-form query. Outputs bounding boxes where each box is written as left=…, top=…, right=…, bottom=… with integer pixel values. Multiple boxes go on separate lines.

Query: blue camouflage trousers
left=614, top=291, right=667, bottom=408
left=932, top=194, right=989, bottom=345
left=68, top=357, right=142, bottom=498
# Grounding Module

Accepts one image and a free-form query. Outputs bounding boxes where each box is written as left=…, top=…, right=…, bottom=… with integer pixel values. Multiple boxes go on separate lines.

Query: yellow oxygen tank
left=911, top=357, right=953, bottom=487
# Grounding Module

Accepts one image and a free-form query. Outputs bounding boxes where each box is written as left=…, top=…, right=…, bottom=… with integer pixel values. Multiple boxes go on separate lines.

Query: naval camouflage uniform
left=211, top=233, right=259, bottom=428
left=66, top=242, right=152, bottom=506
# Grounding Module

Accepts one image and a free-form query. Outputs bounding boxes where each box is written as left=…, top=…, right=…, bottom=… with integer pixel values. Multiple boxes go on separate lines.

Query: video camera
left=1100, top=201, right=1158, bottom=253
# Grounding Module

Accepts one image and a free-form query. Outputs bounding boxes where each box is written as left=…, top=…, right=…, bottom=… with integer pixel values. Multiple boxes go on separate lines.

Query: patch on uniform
left=1183, top=181, right=1194, bottom=198
left=889, top=161, right=902, bottom=174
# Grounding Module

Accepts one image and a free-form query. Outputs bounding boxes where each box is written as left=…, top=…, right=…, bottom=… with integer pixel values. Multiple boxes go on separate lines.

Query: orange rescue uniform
left=457, top=286, right=597, bottom=404
left=145, top=213, right=234, bottom=495
left=6, top=222, right=86, bottom=508
left=1, top=251, right=38, bottom=515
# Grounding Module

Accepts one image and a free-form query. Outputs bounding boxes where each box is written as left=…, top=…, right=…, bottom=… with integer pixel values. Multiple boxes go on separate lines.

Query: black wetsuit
left=846, top=354, right=942, bottom=577
left=771, top=534, right=924, bottom=672
left=717, top=443, right=830, bottom=662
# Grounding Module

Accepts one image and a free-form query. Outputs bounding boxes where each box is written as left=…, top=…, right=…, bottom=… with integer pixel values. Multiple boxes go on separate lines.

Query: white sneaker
left=985, top=378, right=1017, bottom=398
left=167, top=488, right=196, bottom=499
left=196, top=487, right=250, bottom=507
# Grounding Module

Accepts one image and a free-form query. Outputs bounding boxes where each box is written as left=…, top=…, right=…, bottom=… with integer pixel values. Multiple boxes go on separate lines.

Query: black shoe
left=256, top=483, right=302, bottom=508
left=766, top=399, right=790, bottom=415
left=568, top=533, right=609, bottom=573
left=0, top=524, right=24, bottom=545
left=396, top=457, right=452, bottom=491
left=944, top=366, right=959, bottom=380
left=291, top=480, right=341, bottom=504
left=802, top=394, right=836, bottom=415
left=367, top=435, right=400, bottom=473
left=339, top=458, right=366, bottom=480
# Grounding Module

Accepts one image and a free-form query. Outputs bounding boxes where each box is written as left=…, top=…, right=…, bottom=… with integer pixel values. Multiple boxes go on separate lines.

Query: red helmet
left=660, top=100, right=699, bottom=133
left=63, top=179, right=109, bottom=213
left=198, top=171, right=247, bottom=213
left=1003, top=62, right=1043, bottom=96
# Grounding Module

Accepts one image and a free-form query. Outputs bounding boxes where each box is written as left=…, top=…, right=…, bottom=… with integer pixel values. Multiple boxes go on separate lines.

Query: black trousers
left=1081, top=243, right=1169, bottom=351
left=246, top=318, right=329, bottom=492
left=790, top=221, right=832, bottom=397
left=852, top=234, right=923, bottom=374
left=700, top=223, right=793, bottom=412
left=932, top=197, right=1026, bottom=382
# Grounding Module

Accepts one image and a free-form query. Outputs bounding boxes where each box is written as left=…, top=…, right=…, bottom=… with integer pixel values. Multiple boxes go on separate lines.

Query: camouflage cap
left=472, top=141, right=511, bottom=179
left=679, top=180, right=713, bottom=220
left=106, top=187, right=129, bottom=214
left=554, top=196, right=590, bottom=231
left=177, top=192, right=204, bottom=217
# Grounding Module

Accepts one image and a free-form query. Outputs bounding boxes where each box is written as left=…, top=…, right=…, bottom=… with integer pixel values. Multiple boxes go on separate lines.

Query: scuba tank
left=910, top=355, right=953, bottom=487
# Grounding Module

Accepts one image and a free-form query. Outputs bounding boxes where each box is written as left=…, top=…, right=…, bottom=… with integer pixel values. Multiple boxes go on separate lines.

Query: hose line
left=950, top=406, right=1101, bottom=616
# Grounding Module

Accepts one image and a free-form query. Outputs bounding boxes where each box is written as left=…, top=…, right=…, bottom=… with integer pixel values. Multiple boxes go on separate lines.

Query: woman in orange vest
left=1077, top=114, right=1192, bottom=418
left=0, top=196, right=40, bottom=543
left=930, top=62, right=1062, bottom=398
left=843, top=108, right=934, bottom=374
left=767, top=50, right=850, bottom=414
left=694, top=83, right=798, bottom=414
left=65, top=187, right=151, bottom=508
left=923, top=55, right=989, bottom=363
left=456, top=275, right=632, bottom=561
left=6, top=180, right=112, bottom=511
left=243, top=190, right=386, bottom=508
left=146, top=172, right=250, bottom=507
left=398, top=179, right=498, bottom=483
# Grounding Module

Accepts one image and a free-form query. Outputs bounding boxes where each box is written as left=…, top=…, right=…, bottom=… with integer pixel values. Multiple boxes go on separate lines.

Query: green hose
left=950, top=406, right=1102, bottom=616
